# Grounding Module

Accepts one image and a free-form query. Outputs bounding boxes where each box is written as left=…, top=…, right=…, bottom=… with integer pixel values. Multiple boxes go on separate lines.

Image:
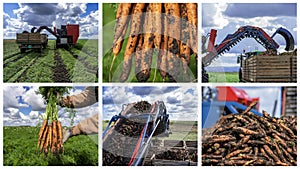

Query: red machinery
left=202, top=86, right=262, bottom=128
left=202, top=26, right=295, bottom=82
left=32, top=24, right=79, bottom=47
left=216, top=86, right=259, bottom=110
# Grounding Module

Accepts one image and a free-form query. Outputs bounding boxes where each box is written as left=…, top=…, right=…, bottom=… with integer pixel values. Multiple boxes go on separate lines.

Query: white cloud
left=103, top=87, right=198, bottom=121
left=3, top=86, right=26, bottom=109
left=3, top=86, right=99, bottom=127
left=4, top=3, right=98, bottom=39
left=22, top=87, right=46, bottom=111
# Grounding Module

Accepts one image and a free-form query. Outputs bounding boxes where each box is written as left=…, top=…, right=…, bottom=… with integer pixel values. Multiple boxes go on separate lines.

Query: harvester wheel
left=20, top=48, right=26, bottom=53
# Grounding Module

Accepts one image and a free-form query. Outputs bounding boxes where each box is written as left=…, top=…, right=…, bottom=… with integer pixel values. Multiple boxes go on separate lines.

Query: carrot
left=242, top=100, right=258, bottom=114
left=233, top=127, right=259, bottom=135
left=150, top=3, right=162, bottom=82
left=112, top=22, right=128, bottom=57
left=37, top=120, right=48, bottom=149
left=157, top=9, right=168, bottom=81
left=113, top=3, right=132, bottom=45
left=260, top=147, right=271, bottom=161
left=152, top=3, right=162, bottom=49
left=233, top=135, right=251, bottom=150
left=263, top=145, right=281, bottom=162
left=179, top=3, right=191, bottom=76
left=254, top=147, right=258, bottom=156
left=136, top=4, right=154, bottom=82
left=110, top=4, right=133, bottom=80
left=39, top=125, right=49, bottom=155
left=243, top=159, right=256, bottom=166
left=119, top=3, right=146, bottom=82
left=165, top=3, right=181, bottom=82
left=43, top=126, right=51, bottom=156
left=57, top=121, right=64, bottom=153
left=225, top=147, right=251, bottom=158
left=186, top=3, right=197, bottom=54
left=279, top=144, right=296, bottom=165
left=51, top=120, right=58, bottom=154
left=48, top=124, right=52, bottom=148
left=279, top=122, right=296, bottom=138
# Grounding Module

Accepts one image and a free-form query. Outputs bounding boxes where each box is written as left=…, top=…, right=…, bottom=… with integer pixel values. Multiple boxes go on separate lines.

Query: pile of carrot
left=111, top=3, right=197, bottom=82
left=37, top=87, right=70, bottom=157
left=202, top=102, right=297, bottom=166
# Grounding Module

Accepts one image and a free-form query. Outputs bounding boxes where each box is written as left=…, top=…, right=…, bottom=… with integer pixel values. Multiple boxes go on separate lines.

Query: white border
left=0, top=0, right=298, bottom=168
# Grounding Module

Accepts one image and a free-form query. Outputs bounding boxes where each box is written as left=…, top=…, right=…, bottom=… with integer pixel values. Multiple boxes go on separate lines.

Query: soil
left=52, top=49, right=71, bottom=82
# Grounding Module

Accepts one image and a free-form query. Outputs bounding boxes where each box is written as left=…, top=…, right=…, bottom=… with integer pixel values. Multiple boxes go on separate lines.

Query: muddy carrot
left=179, top=3, right=191, bottom=76
left=136, top=4, right=154, bottom=82
left=51, top=121, right=57, bottom=154
left=157, top=9, right=168, bottom=81
left=186, top=3, right=197, bottom=54
left=165, top=3, right=181, bottom=82
left=119, top=3, right=146, bottom=82
left=57, top=121, right=64, bottom=153
left=37, top=120, right=48, bottom=149
left=39, top=125, right=49, bottom=155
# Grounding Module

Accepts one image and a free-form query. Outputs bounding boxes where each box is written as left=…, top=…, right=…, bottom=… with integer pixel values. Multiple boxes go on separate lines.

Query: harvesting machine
left=202, top=26, right=295, bottom=82
left=102, top=101, right=171, bottom=166
left=16, top=24, right=79, bottom=53
left=202, top=86, right=263, bottom=128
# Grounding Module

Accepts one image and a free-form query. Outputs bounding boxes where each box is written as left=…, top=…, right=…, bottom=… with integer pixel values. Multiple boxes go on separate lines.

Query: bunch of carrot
left=110, top=3, right=197, bottom=82
left=37, top=87, right=70, bottom=156
left=202, top=102, right=297, bottom=166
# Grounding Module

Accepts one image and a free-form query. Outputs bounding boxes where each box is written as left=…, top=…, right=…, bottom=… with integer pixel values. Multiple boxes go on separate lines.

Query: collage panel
left=103, top=3, right=198, bottom=83
left=3, top=86, right=99, bottom=166
left=3, top=3, right=99, bottom=83
left=202, top=86, right=297, bottom=166
left=201, top=3, right=297, bottom=83
left=102, top=86, right=198, bottom=166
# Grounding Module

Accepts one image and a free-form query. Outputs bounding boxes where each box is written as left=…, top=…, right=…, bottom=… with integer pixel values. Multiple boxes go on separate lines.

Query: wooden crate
left=241, top=55, right=297, bottom=82
left=16, top=33, right=46, bottom=44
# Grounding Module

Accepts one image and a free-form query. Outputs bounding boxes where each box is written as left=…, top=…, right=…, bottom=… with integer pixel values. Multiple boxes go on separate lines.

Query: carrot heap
left=202, top=103, right=297, bottom=166
left=110, top=3, right=198, bottom=82
left=37, top=87, right=70, bottom=157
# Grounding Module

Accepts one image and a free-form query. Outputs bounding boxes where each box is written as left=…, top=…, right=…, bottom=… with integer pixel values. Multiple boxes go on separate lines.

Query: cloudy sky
left=102, top=86, right=198, bottom=121
left=3, top=86, right=98, bottom=126
left=202, top=3, right=297, bottom=68
left=3, top=3, right=98, bottom=39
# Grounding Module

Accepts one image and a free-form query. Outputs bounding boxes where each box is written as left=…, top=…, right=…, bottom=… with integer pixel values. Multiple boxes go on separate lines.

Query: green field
left=3, top=39, right=98, bottom=83
left=102, top=4, right=197, bottom=82
left=103, top=120, right=197, bottom=141
left=3, top=126, right=98, bottom=166
left=208, top=72, right=239, bottom=83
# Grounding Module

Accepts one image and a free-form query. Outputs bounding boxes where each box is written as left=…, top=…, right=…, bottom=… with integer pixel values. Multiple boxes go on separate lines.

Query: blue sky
left=3, top=3, right=98, bottom=39
left=202, top=3, right=297, bottom=68
left=102, top=86, right=198, bottom=121
left=3, top=86, right=98, bottom=126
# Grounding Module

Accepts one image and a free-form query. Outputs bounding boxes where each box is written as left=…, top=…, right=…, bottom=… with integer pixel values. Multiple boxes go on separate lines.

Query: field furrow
left=3, top=39, right=98, bottom=82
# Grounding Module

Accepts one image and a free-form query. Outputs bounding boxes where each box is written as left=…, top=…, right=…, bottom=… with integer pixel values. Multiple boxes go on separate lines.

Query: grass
left=102, top=4, right=197, bottom=82
left=103, top=120, right=197, bottom=141
left=208, top=72, right=239, bottom=83
left=3, top=126, right=98, bottom=166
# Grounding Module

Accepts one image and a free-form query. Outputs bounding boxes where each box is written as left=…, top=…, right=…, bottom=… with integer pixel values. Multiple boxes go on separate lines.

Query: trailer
left=16, top=24, right=79, bottom=52
left=16, top=32, right=48, bottom=53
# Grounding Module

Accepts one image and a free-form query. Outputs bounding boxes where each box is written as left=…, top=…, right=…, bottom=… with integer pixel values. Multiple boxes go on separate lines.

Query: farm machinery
left=103, top=101, right=197, bottom=166
left=202, top=86, right=263, bottom=128
left=16, top=24, right=79, bottom=53
left=202, top=26, right=295, bottom=82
